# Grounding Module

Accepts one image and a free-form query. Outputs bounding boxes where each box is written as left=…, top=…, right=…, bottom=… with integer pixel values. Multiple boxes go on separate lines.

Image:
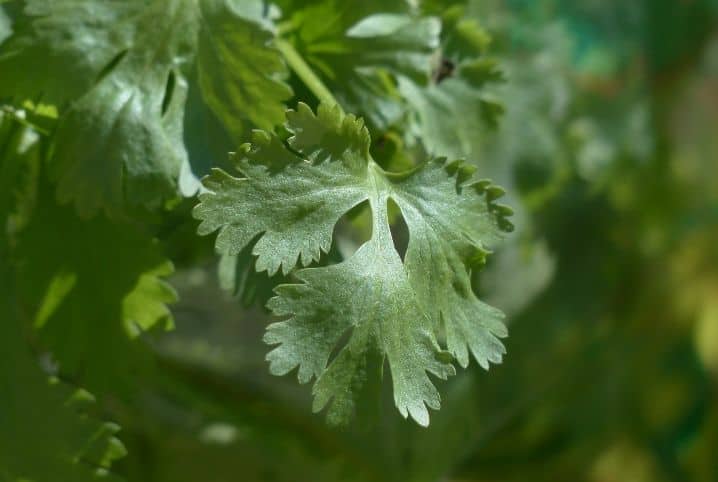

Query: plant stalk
left=275, top=38, right=341, bottom=110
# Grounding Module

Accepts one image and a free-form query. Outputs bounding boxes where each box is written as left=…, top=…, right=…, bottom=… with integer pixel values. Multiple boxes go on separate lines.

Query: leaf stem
left=275, top=38, right=341, bottom=110
left=1, top=105, right=51, bottom=136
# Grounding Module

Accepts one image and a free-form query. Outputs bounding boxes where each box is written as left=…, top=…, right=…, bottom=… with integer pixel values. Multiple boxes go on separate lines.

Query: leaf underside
left=194, top=103, right=513, bottom=426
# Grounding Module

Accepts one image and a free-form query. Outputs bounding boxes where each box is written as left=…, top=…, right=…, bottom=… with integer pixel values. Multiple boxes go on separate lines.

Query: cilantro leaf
left=195, top=110, right=370, bottom=276
left=0, top=6, right=10, bottom=44
left=399, top=7, right=505, bottom=159
left=0, top=106, right=40, bottom=226
left=399, top=58, right=504, bottom=159
left=0, top=290, right=126, bottom=481
left=194, top=103, right=512, bottom=426
left=16, top=187, right=176, bottom=394
left=0, top=116, right=124, bottom=482
left=196, top=0, right=292, bottom=143
left=283, top=1, right=439, bottom=130
left=0, top=0, right=290, bottom=217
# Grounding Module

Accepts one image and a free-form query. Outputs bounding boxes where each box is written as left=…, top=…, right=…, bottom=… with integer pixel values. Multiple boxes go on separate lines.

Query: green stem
left=275, top=38, right=341, bottom=110
left=1, top=105, right=50, bottom=136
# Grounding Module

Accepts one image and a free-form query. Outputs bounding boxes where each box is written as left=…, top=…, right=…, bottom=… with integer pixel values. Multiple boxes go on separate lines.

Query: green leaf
left=0, top=0, right=291, bottom=217
left=1, top=0, right=195, bottom=217
left=0, top=311, right=126, bottom=482
left=196, top=0, right=292, bottom=143
left=0, top=119, right=124, bottom=482
left=284, top=1, right=439, bottom=130
left=398, top=5, right=505, bottom=159
left=194, top=103, right=512, bottom=426
left=0, top=107, right=39, bottom=225
left=16, top=187, right=177, bottom=394
left=399, top=58, right=504, bottom=159
left=0, top=6, right=10, bottom=44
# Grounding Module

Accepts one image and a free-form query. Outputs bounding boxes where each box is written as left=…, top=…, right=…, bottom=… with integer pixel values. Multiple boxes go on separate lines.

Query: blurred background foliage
left=140, top=1, right=718, bottom=480
left=2, top=0, right=718, bottom=481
